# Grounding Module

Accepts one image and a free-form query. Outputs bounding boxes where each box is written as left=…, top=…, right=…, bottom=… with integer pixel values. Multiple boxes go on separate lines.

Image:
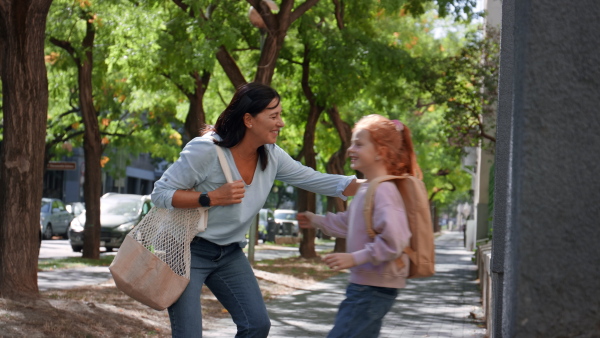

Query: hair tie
left=392, top=119, right=404, bottom=132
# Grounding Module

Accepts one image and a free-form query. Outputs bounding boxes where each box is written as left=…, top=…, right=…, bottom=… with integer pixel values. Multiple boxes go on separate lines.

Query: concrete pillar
left=492, top=0, right=600, bottom=336
left=473, top=147, right=494, bottom=243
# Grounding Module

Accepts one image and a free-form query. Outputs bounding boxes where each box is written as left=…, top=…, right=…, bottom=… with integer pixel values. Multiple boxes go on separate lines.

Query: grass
left=38, top=255, right=115, bottom=271
left=253, top=250, right=338, bottom=282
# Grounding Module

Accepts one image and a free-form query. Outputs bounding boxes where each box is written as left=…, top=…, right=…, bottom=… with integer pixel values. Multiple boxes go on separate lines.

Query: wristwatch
left=198, top=193, right=211, bottom=207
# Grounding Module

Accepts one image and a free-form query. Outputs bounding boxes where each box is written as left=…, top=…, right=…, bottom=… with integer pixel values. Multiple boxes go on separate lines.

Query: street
left=39, top=239, right=117, bottom=259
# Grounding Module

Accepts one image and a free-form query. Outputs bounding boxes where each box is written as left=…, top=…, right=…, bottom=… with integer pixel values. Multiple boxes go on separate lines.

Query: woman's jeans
left=168, top=237, right=270, bottom=337
left=327, top=283, right=398, bottom=338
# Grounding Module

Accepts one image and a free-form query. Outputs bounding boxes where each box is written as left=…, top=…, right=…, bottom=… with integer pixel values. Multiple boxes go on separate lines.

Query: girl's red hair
left=353, top=114, right=422, bottom=179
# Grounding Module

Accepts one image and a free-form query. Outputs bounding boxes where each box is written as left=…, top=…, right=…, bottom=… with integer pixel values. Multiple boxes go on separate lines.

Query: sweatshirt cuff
left=352, top=249, right=372, bottom=266
left=336, top=175, right=357, bottom=201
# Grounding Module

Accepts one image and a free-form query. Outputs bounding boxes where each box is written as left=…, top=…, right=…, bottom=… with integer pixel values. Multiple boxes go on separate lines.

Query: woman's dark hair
left=203, top=82, right=280, bottom=171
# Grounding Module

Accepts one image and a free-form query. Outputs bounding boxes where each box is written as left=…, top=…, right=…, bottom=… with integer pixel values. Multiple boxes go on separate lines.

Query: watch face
left=200, top=194, right=210, bottom=207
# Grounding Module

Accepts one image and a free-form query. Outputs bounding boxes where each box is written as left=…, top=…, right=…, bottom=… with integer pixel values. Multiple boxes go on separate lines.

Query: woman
left=151, top=82, right=360, bottom=337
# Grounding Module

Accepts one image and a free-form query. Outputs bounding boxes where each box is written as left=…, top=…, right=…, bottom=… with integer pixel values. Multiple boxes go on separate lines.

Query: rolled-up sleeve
left=151, top=138, right=214, bottom=209
left=273, top=145, right=355, bottom=200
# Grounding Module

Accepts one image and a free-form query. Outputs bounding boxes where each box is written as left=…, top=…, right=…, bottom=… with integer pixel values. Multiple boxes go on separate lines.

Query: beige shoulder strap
left=214, top=146, right=233, bottom=183
left=363, top=175, right=407, bottom=238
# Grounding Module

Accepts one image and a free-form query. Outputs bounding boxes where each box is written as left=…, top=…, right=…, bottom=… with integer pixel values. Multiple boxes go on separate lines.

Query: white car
left=274, top=209, right=299, bottom=236
left=40, top=198, right=74, bottom=239
left=68, top=193, right=153, bottom=252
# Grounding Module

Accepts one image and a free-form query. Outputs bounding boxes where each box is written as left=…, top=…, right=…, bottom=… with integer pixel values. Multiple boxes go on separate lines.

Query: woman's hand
left=323, top=253, right=356, bottom=271
left=342, top=179, right=367, bottom=197
left=208, top=180, right=246, bottom=206
left=297, top=211, right=316, bottom=229
left=171, top=180, right=246, bottom=208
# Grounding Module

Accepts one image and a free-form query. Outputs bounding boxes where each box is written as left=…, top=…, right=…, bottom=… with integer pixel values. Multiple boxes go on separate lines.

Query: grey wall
left=493, top=0, right=600, bottom=336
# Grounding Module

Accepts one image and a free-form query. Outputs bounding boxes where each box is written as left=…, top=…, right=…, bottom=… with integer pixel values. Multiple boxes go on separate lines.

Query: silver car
left=40, top=198, right=74, bottom=239
left=274, top=209, right=299, bottom=236
left=68, top=193, right=153, bottom=252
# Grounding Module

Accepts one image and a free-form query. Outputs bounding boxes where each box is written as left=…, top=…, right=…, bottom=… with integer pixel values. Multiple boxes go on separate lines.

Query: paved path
left=204, top=232, right=486, bottom=337
left=37, top=242, right=333, bottom=291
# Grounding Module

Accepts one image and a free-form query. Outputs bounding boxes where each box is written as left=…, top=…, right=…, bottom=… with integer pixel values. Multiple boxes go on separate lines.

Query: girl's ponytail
left=397, top=123, right=422, bottom=180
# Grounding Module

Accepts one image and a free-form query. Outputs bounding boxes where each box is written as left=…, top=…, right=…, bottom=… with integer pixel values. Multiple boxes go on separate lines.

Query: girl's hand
left=297, top=211, right=316, bottom=229
left=208, top=180, right=245, bottom=206
left=323, top=253, right=356, bottom=271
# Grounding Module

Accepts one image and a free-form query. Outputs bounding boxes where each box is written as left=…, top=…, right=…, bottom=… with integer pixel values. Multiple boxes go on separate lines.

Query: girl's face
left=347, top=128, right=379, bottom=173
left=245, top=98, right=285, bottom=145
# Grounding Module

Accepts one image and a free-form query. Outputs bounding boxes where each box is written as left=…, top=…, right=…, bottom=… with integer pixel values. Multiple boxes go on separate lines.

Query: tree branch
left=161, top=72, right=192, bottom=98
left=279, top=55, right=303, bottom=66
left=247, top=0, right=278, bottom=31
left=216, top=45, right=247, bottom=88
left=332, top=0, right=344, bottom=30
left=49, top=37, right=78, bottom=62
left=231, top=47, right=261, bottom=52
left=290, top=0, right=320, bottom=23
left=429, top=181, right=456, bottom=202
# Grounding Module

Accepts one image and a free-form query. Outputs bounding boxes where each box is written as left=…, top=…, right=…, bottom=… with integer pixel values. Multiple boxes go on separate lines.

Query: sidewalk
left=204, top=232, right=486, bottom=337
left=37, top=241, right=334, bottom=291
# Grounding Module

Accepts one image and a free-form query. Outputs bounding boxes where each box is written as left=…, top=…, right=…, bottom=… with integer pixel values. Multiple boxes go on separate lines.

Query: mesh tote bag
left=109, top=145, right=233, bottom=310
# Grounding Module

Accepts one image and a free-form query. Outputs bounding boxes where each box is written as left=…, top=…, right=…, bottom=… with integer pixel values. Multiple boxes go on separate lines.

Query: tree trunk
left=77, top=22, right=103, bottom=260
left=0, top=0, right=53, bottom=298
left=183, top=71, right=211, bottom=142
left=253, top=33, right=285, bottom=85
left=297, top=45, right=323, bottom=258
left=325, top=106, right=352, bottom=253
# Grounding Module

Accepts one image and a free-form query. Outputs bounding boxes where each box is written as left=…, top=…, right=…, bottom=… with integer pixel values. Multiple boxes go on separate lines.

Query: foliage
left=38, top=256, right=115, bottom=271
left=34, top=0, right=491, bottom=219
left=423, top=27, right=500, bottom=148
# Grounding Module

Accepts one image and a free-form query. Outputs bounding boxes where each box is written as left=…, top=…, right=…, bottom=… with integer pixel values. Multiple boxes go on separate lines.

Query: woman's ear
left=243, top=113, right=253, bottom=128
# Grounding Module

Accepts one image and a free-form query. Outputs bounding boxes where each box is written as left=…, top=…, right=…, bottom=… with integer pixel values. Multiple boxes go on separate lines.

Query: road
left=39, top=239, right=117, bottom=259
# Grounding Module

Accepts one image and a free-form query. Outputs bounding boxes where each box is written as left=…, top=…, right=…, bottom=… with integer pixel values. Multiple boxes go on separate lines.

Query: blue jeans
left=327, top=283, right=398, bottom=338
left=168, top=237, right=270, bottom=337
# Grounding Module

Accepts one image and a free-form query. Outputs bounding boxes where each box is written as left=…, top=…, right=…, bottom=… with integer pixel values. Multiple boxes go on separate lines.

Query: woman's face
left=347, top=128, right=378, bottom=172
left=245, top=98, right=285, bottom=145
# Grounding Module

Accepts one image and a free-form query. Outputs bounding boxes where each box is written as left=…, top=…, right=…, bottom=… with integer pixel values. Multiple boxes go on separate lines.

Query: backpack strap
left=363, top=174, right=412, bottom=268
left=363, top=175, right=406, bottom=239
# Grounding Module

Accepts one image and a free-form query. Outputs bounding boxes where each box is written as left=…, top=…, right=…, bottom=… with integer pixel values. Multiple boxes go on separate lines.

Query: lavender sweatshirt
left=312, top=182, right=412, bottom=288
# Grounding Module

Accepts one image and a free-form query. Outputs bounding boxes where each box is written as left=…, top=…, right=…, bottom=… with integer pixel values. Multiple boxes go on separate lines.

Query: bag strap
left=363, top=175, right=407, bottom=239
left=363, top=174, right=413, bottom=267
left=214, top=146, right=234, bottom=183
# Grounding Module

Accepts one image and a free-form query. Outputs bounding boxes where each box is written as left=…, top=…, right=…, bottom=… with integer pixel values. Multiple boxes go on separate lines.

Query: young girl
left=298, top=114, right=422, bottom=338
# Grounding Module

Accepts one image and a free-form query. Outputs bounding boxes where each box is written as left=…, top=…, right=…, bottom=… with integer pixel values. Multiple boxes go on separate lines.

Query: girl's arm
left=298, top=210, right=349, bottom=239
left=352, top=182, right=412, bottom=266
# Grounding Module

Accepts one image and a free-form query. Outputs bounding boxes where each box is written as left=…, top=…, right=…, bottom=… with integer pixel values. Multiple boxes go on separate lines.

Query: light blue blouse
left=151, top=133, right=356, bottom=245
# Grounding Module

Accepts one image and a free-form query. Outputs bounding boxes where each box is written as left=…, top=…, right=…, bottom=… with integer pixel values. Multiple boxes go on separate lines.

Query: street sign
left=47, top=161, right=77, bottom=171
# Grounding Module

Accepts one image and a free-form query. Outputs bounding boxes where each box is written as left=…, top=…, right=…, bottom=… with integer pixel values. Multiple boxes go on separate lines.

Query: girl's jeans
left=168, top=237, right=271, bottom=337
left=327, top=283, right=398, bottom=338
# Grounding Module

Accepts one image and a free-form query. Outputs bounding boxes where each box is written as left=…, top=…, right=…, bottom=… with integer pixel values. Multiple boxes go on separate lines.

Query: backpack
left=363, top=174, right=435, bottom=279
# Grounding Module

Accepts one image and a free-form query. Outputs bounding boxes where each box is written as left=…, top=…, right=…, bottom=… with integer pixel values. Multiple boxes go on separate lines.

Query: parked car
left=258, top=208, right=274, bottom=240
left=40, top=198, right=74, bottom=239
left=66, top=202, right=85, bottom=217
left=68, top=193, right=153, bottom=252
left=274, top=209, right=299, bottom=236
